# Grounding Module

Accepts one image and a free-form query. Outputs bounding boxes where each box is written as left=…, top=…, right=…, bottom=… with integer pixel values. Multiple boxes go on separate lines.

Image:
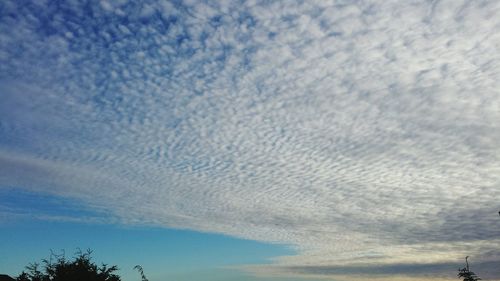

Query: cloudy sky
left=1, top=0, right=499, bottom=280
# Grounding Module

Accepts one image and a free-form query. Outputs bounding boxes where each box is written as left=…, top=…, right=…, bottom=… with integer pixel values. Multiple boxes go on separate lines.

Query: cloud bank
left=1, top=0, right=500, bottom=279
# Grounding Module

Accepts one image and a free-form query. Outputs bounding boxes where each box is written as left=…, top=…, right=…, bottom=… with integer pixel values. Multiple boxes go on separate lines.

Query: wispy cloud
left=245, top=259, right=500, bottom=280
left=1, top=0, right=499, bottom=279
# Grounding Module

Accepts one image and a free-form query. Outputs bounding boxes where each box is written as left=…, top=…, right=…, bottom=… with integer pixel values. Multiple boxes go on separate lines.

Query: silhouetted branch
left=134, top=265, right=149, bottom=281
left=458, top=256, right=481, bottom=281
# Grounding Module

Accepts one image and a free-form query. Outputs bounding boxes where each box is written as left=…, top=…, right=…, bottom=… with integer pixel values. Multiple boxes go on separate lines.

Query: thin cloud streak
left=1, top=0, right=500, bottom=279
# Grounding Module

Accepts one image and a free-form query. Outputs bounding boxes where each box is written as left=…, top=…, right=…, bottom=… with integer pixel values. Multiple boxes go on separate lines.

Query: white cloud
left=1, top=0, right=500, bottom=279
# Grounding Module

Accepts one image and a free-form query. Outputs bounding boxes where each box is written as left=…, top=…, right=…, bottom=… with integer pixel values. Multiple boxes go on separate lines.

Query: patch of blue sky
left=0, top=188, right=294, bottom=279
left=0, top=213, right=295, bottom=281
left=0, top=187, right=104, bottom=219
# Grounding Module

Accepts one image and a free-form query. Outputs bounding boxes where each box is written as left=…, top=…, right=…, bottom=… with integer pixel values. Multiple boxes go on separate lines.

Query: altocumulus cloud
left=1, top=0, right=500, bottom=279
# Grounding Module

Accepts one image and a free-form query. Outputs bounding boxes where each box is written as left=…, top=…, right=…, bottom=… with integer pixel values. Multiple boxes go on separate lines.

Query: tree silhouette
left=16, top=249, right=120, bottom=281
left=458, top=256, right=481, bottom=281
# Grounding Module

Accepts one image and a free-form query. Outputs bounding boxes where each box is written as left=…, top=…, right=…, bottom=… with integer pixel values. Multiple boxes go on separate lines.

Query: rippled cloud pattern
left=1, top=0, right=500, bottom=280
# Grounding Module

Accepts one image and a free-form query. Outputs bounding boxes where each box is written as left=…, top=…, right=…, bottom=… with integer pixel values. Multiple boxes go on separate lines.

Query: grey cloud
left=282, top=260, right=500, bottom=279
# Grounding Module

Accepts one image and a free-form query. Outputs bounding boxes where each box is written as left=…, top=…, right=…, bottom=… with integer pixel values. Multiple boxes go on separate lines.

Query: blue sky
left=0, top=189, right=302, bottom=281
left=1, top=1, right=500, bottom=281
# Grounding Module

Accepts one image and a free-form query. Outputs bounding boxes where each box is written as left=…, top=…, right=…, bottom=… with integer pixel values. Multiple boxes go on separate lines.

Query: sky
left=0, top=189, right=296, bottom=281
left=0, top=0, right=499, bottom=280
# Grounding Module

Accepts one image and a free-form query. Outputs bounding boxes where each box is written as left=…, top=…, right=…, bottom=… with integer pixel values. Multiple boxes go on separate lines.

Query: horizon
left=1, top=1, right=500, bottom=281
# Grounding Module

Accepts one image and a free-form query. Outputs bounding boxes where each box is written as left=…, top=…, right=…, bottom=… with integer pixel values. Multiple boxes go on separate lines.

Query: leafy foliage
left=16, top=249, right=120, bottom=281
left=458, top=256, right=481, bottom=281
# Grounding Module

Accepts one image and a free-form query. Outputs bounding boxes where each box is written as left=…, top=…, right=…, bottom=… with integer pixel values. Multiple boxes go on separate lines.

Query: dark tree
left=16, top=249, right=120, bottom=281
left=458, top=256, right=481, bottom=281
